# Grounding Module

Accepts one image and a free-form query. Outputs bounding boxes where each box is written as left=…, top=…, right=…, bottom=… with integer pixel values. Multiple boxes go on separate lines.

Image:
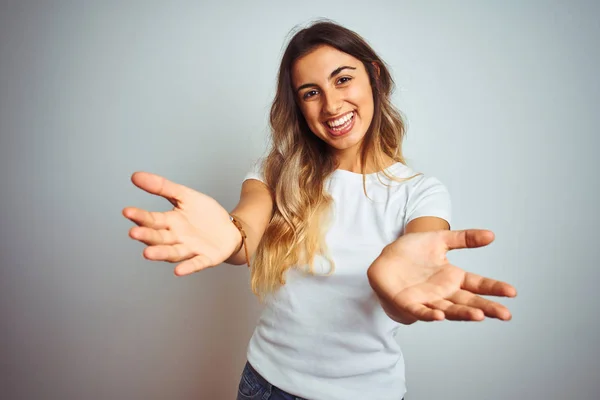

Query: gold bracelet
left=229, top=215, right=250, bottom=268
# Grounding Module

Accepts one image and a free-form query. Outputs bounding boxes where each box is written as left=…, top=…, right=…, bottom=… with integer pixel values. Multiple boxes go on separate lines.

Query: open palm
left=367, top=230, right=516, bottom=323
left=122, top=172, right=241, bottom=275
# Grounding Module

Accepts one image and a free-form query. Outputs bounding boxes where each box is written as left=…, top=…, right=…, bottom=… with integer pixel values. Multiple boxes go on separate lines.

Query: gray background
left=1, top=1, right=598, bottom=399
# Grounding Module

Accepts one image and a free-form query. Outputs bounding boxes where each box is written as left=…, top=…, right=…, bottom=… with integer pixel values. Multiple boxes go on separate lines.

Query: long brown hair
left=251, top=20, right=408, bottom=299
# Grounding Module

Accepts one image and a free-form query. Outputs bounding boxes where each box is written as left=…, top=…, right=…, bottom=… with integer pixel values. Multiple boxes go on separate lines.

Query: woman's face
left=291, top=45, right=375, bottom=159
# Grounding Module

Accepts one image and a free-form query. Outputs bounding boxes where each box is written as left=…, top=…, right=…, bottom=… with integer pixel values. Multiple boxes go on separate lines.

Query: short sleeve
left=404, top=175, right=452, bottom=229
left=243, top=158, right=266, bottom=184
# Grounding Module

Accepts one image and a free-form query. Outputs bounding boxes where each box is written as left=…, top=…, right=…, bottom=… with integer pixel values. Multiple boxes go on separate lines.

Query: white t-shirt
left=243, top=161, right=451, bottom=400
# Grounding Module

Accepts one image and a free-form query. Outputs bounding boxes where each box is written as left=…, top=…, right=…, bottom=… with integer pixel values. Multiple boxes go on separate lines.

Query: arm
left=369, top=174, right=451, bottom=324
left=404, top=216, right=449, bottom=234
left=225, top=178, right=274, bottom=265
left=368, top=176, right=514, bottom=325
left=369, top=227, right=515, bottom=325
left=124, top=171, right=274, bottom=274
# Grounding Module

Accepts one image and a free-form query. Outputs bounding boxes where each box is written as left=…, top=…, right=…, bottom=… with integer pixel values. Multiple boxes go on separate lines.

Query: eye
left=337, top=76, right=352, bottom=85
left=303, top=90, right=319, bottom=100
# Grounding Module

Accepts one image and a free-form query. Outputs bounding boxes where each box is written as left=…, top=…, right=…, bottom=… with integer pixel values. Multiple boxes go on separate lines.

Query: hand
left=122, top=172, right=242, bottom=275
left=367, top=230, right=517, bottom=324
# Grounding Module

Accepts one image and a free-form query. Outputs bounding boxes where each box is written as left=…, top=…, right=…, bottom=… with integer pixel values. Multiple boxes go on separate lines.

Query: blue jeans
left=236, top=361, right=405, bottom=400
left=236, top=362, right=307, bottom=400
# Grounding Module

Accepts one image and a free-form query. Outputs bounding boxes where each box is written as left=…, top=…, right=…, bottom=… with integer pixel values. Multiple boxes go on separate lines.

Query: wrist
left=228, top=214, right=251, bottom=267
left=231, top=225, right=244, bottom=256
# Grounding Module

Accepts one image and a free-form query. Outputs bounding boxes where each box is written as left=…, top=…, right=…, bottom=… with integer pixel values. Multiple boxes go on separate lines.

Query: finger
left=129, top=226, right=178, bottom=246
left=123, top=207, right=170, bottom=229
left=427, top=299, right=485, bottom=321
left=174, top=254, right=216, bottom=275
left=130, top=172, right=192, bottom=206
left=443, top=229, right=495, bottom=251
left=404, top=303, right=445, bottom=322
left=143, top=244, right=194, bottom=262
left=462, top=272, right=517, bottom=298
left=450, top=290, right=512, bottom=321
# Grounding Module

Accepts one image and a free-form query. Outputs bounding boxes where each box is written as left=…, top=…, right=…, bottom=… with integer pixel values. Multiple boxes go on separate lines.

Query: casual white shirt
left=243, top=161, right=452, bottom=400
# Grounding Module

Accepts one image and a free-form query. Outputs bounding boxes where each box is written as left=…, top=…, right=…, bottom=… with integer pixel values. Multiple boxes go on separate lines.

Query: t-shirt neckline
left=330, top=162, right=407, bottom=182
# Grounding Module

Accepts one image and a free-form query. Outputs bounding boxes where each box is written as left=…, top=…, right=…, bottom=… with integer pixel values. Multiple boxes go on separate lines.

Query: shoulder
left=385, top=163, right=449, bottom=195
left=391, top=164, right=451, bottom=227
left=243, top=158, right=266, bottom=184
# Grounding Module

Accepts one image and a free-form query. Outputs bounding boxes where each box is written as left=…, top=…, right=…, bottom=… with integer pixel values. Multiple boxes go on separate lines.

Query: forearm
left=225, top=179, right=274, bottom=266
left=225, top=214, right=266, bottom=265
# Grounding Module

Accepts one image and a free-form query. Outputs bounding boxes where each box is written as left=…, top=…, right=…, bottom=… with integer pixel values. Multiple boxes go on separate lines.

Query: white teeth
left=327, top=112, right=354, bottom=128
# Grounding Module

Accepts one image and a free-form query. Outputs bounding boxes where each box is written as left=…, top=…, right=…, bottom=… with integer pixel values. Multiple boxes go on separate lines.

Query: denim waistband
left=245, top=361, right=403, bottom=400
left=246, top=361, right=273, bottom=389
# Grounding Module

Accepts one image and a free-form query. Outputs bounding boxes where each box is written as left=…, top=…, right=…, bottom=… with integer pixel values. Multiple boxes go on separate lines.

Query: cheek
left=301, top=104, right=323, bottom=128
left=348, top=85, right=373, bottom=111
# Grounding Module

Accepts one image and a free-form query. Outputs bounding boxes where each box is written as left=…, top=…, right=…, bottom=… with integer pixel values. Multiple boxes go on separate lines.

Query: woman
left=123, top=21, right=516, bottom=400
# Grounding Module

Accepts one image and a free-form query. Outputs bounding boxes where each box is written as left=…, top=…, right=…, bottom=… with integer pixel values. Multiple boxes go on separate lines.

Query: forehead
left=291, top=45, right=362, bottom=86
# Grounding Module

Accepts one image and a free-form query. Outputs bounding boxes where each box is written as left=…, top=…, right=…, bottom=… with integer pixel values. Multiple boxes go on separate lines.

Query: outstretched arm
left=368, top=225, right=516, bottom=325
left=123, top=172, right=273, bottom=275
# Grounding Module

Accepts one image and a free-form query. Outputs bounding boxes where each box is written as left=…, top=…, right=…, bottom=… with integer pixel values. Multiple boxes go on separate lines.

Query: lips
left=323, top=111, right=356, bottom=137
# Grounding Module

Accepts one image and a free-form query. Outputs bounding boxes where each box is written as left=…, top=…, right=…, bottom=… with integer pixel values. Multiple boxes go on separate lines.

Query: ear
left=371, top=61, right=381, bottom=77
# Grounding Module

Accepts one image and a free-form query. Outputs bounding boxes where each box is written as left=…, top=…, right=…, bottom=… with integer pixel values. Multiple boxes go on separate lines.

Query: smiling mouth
left=324, top=111, right=355, bottom=131
left=323, top=111, right=356, bottom=137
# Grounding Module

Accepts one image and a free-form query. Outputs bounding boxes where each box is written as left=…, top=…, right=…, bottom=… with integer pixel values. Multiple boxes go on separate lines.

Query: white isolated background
left=0, top=1, right=598, bottom=399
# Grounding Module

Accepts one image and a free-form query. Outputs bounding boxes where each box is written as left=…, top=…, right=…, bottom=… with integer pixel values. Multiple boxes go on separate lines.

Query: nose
left=322, top=90, right=343, bottom=116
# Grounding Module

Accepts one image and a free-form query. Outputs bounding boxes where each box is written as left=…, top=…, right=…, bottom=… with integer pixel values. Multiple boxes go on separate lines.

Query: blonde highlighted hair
left=251, top=21, right=409, bottom=299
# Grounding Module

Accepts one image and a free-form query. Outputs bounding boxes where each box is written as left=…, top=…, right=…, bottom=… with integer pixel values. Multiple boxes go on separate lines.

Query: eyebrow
left=296, top=65, right=357, bottom=93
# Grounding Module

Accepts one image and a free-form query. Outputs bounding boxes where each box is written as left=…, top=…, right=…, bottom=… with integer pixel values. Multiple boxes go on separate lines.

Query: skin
left=292, top=45, right=381, bottom=173
left=123, top=44, right=516, bottom=324
left=123, top=175, right=272, bottom=275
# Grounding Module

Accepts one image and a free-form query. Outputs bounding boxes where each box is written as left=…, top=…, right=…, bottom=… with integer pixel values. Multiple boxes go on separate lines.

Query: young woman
left=123, top=21, right=516, bottom=400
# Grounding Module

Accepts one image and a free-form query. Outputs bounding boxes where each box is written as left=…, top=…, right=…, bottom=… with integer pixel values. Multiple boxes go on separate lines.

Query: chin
left=323, top=139, right=365, bottom=156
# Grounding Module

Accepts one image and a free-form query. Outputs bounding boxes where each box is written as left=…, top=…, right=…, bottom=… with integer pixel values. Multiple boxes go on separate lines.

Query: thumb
left=443, top=229, right=495, bottom=251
